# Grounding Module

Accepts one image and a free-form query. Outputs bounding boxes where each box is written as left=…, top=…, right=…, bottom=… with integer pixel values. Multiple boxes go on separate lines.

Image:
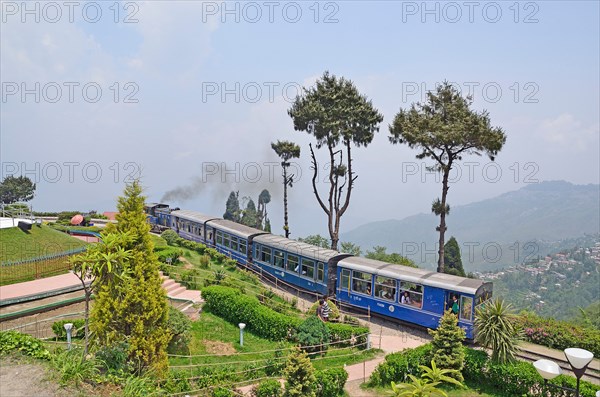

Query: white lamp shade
left=64, top=323, right=73, bottom=331
left=564, top=348, right=594, bottom=369
left=533, top=359, right=561, bottom=380
left=238, top=323, right=246, bottom=330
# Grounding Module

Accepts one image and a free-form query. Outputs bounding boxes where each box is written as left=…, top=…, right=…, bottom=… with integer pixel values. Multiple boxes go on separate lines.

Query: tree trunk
left=437, top=166, right=451, bottom=273
left=283, top=165, right=290, bottom=238
left=84, top=289, right=90, bottom=355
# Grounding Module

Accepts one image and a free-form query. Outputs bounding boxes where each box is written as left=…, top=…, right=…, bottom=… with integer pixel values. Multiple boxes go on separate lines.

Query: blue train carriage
left=207, top=219, right=269, bottom=263
left=170, top=209, right=219, bottom=245
left=252, top=234, right=351, bottom=296
left=335, top=257, right=493, bottom=339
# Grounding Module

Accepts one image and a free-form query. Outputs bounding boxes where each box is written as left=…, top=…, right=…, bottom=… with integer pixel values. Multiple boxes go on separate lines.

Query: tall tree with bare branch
left=389, top=82, right=506, bottom=273
left=288, top=72, right=383, bottom=250
left=271, top=140, right=300, bottom=238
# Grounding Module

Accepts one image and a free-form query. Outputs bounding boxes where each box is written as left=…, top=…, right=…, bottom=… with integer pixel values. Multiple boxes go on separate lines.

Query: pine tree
left=428, top=310, right=466, bottom=383
left=241, top=199, right=258, bottom=227
left=223, top=191, right=241, bottom=222
left=283, top=346, right=316, bottom=397
left=91, top=181, right=171, bottom=374
left=443, top=237, right=465, bottom=277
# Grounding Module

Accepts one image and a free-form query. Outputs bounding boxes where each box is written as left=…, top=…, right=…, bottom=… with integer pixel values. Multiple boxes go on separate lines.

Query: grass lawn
left=0, top=224, right=86, bottom=263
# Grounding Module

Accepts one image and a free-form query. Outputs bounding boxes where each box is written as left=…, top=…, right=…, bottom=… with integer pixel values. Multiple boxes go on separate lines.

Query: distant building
left=103, top=211, right=118, bottom=220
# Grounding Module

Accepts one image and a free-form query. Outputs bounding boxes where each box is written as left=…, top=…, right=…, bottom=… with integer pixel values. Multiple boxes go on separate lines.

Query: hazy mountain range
left=341, top=181, right=600, bottom=272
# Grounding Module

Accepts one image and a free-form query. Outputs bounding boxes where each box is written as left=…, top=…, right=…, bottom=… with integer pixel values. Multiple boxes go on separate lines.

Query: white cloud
left=539, top=113, right=599, bottom=152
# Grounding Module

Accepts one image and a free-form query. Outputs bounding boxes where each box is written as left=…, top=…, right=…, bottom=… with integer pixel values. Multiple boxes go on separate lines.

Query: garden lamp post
left=239, top=323, right=246, bottom=347
left=64, top=323, right=73, bottom=350
left=533, top=348, right=594, bottom=397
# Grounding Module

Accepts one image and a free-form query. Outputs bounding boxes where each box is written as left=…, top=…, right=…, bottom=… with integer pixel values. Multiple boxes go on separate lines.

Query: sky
left=1, top=0, right=599, bottom=238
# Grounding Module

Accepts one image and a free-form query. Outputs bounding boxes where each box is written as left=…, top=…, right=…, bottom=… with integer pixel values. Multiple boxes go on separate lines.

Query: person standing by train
left=451, top=295, right=460, bottom=315
left=321, top=295, right=331, bottom=322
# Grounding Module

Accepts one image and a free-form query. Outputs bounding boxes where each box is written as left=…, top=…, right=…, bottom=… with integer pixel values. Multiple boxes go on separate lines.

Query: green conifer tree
left=443, top=237, right=465, bottom=277
left=283, top=346, right=316, bottom=397
left=91, top=181, right=171, bottom=374
left=428, top=310, right=466, bottom=383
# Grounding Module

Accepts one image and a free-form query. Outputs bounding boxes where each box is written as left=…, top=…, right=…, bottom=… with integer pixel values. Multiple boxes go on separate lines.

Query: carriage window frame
left=287, top=254, right=299, bottom=272
left=374, top=276, right=396, bottom=302
left=239, top=240, right=247, bottom=255
left=352, top=271, right=372, bottom=295
left=399, top=281, right=423, bottom=309
left=223, top=233, right=231, bottom=249
left=230, top=236, right=238, bottom=251
left=273, top=250, right=285, bottom=268
left=340, top=269, right=351, bottom=291
left=316, top=262, right=325, bottom=282
left=460, top=295, right=473, bottom=322
left=261, top=246, right=272, bottom=264
left=301, top=258, right=315, bottom=279
left=216, top=231, right=223, bottom=246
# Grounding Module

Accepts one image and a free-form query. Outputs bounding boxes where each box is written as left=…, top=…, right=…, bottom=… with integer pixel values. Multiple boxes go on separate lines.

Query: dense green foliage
left=365, top=246, right=418, bottom=268
left=475, top=299, right=521, bottom=363
left=283, top=346, right=316, bottom=397
left=313, top=367, right=348, bottom=397
left=154, top=245, right=183, bottom=264
left=297, top=316, right=330, bottom=356
left=515, top=311, right=600, bottom=356
left=202, top=286, right=369, bottom=347
left=0, top=175, right=36, bottom=204
left=428, top=311, right=465, bottom=382
left=0, top=331, right=50, bottom=359
left=372, top=344, right=598, bottom=397
left=50, top=348, right=100, bottom=386
left=160, top=229, right=180, bottom=245
left=224, top=191, right=241, bottom=222
left=252, top=379, right=283, bottom=397
left=91, top=181, right=171, bottom=374
left=443, top=237, right=465, bottom=277
left=167, top=306, right=192, bottom=354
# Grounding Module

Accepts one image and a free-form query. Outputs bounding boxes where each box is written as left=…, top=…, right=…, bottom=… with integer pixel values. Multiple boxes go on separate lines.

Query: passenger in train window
left=401, top=291, right=411, bottom=305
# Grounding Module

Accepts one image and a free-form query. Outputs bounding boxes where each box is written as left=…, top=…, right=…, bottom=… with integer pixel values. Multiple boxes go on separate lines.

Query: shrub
left=297, top=316, right=330, bottom=356
left=51, top=348, right=100, bottom=386
left=326, top=322, right=369, bottom=349
left=167, top=306, right=192, bottom=354
left=52, top=319, right=85, bottom=339
left=161, top=229, right=180, bottom=246
left=154, top=246, right=182, bottom=265
left=252, top=379, right=283, bottom=397
left=199, top=254, right=211, bottom=269
left=0, top=331, right=51, bottom=359
left=121, top=375, right=157, bottom=397
left=212, top=387, right=234, bottom=397
left=368, top=344, right=432, bottom=387
left=202, top=286, right=301, bottom=341
left=181, top=268, right=203, bottom=290
left=516, top=311, right=600, bottom=356
left=314, top=367, right=348, bottom=397
left=428, top=310, right=465, bottom=382
left=96, top=342, right=130, bottom=374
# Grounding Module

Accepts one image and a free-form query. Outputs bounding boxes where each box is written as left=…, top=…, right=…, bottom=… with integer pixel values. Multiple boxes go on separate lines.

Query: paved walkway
left=0, top=272, right=82, bottom=303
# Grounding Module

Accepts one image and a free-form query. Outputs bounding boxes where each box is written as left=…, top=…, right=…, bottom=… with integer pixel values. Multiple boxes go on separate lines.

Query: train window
left=223, top=234, right=231, bottom=248
left=375, top=276, right=396, bottom=301
left=287, top=254, right=299, bottom=272
left=273, top=250, right=284, bottom=268
left=239, top=240, right=247, bottom=255
left=216, top=231, right=223, bottom=245
left=261, top=247, right=272, bottom=264
left=460, top=296, right=473, bottom=322
left=352, top=271, right=372, bottom=295
left=230, top=236, right=238, bottom=251
left=475, top=284, right=493, bottom=306
left=317, top=262, right=325, bottom=282
left=301, top=258, right=315, bottom=278
left=399, top=281, right=423, bottom=309
left=340, top=269, right=350, bottom=290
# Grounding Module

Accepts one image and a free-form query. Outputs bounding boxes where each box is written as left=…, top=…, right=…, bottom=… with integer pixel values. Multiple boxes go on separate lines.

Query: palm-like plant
left=391, top=375, right=448, bottom=397
left=420, top=360, right=464, bottom=388
left=475, top=298, right=521, bottom=364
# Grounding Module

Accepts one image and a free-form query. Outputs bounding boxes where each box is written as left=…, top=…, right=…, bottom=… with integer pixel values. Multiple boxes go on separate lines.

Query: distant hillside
left=0, top=224, right=86, bottom=263
left=341, top=181, right=600, bottom=272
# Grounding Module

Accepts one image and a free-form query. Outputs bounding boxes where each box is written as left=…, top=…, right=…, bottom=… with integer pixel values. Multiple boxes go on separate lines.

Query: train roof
left=337, top=256, right=485, bottom=295
left=207, top=219, right=268, bottom=239
left=145, top=203, right=169, bottom=209
left=171, top=209, right=218, bottom=224
left=253, top=234, right=346, bottom=263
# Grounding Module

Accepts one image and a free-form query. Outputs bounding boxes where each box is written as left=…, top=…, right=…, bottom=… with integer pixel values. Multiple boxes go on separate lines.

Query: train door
left=445, top=291, right=460, bottom=314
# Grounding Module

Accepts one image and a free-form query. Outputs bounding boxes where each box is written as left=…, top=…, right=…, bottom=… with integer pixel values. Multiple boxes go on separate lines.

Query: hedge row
left=369, top=344, right=598, bottom=397
left=202, top=286, right=369, bottom=347
left=0, top=331, right=51, bottom=359
left=251, top=368, right=348, bottom=397
left=515, top=312, right=600, bottom=356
